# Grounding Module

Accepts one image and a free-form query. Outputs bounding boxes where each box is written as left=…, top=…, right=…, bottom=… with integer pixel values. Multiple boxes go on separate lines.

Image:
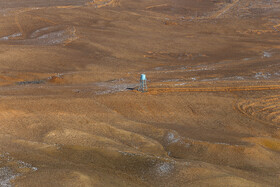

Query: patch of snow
left=153, top=67, right=163, bottom=71
left=263, top=51, right=272, bottom=58
left=0, top=167, right=18, bottom=187
left=166, top=132, right=180, bottom=144
left=223, top=76, right=245, bottom=80
left=162, top=79, right=180, bottom=82
left=155, top=162, right=174, bottom=176
left=235, top=76, right=245, bottom=80
left=30, top=26, right=54, bottom=38
left=0, top=33, right=22, bottom=41
left=0, top=153, right=38, bottom=186
left=38, top=30, right=65, bottom=40
left=254, top=72, right=271, bottom=79
left=200, top=77, right=220, bottom=82
left=174, top=83, right=188, bottom=86
left=165, top=131, right=190, bottom=148
left=95, top=83, right=137, bottom=95
left=17, top=161, right=37, bottom=171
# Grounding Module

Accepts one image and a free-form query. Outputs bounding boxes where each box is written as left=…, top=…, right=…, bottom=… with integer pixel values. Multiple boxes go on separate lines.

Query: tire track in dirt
left=145, top=4, right=169, bottom=10
left=13, top=8, right=57, bottom=39
left=87, top=0, right=120, bottom=8
left=14, top=13, right=24, bottom=37
left=147, top=85, right=280, bottom=95
left=11, top=0, right=118, bottom=45
left=236, top=95, right=280, bottom=125
left=10, top=8, right=79, bottom=46
left=210, top=0, right=240, bottom=18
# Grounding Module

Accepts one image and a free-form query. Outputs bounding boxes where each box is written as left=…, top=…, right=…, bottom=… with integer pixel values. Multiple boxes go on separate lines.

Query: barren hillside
left=0, top=0, right=279, bottom=186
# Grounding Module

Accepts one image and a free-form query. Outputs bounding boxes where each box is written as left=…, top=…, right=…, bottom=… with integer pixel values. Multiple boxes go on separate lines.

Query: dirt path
left=14, top=13, right=24, bottom=37
left=12, top=0, right=117, bottom=39
left=147, top=85, right=280, bottom=94
left=87, top=0, right=120, bottom=8
left=210, top=0, right=240, bottom=18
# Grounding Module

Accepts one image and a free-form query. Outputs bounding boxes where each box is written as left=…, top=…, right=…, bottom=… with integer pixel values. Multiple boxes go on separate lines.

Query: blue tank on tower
left=141, top=74, right=146, bottom=81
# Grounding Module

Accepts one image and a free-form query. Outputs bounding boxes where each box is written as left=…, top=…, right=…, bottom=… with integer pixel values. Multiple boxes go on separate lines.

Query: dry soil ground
left=0, top=0, right=279, bottom=186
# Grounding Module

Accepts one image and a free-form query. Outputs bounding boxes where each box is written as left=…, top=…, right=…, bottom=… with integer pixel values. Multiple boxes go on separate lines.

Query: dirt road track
left=147, top=85, right=280, bottom=94
left=210, top=0, right=240, bottom=18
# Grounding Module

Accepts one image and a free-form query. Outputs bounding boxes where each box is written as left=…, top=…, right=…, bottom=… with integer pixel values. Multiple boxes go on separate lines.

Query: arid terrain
left=0, top=0, right=279, bottom=186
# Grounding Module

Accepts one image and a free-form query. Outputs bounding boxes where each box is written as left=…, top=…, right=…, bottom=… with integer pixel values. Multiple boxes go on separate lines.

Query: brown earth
left=0, top=0, right=279, bottom=186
